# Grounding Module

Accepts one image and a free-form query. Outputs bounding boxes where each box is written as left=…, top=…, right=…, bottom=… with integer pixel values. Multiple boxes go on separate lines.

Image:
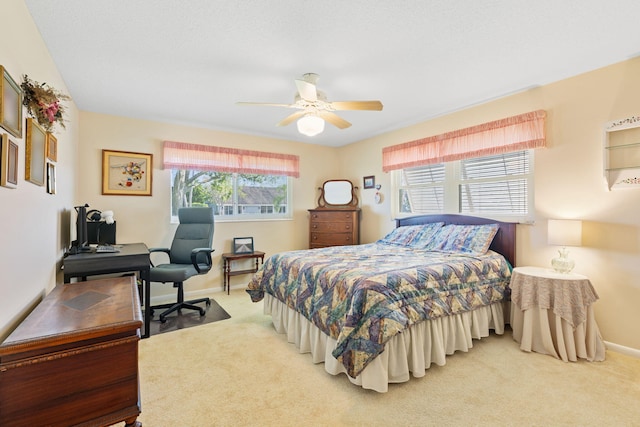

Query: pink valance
left=163, top=141, right=300, bottom=178
left=382, top=110, right=546, bottom=172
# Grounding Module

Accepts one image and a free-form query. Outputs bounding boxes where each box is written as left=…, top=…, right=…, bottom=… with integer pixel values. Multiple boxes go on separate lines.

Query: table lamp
left=548, top=219, right=582, bottom=273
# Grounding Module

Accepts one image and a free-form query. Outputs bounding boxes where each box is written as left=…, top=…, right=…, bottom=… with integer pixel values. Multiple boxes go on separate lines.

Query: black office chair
left=149, top=207, right=215, bottom=323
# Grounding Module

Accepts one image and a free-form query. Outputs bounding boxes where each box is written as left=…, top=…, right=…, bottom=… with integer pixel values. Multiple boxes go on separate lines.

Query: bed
left=246, top=214, right=516, bottom=392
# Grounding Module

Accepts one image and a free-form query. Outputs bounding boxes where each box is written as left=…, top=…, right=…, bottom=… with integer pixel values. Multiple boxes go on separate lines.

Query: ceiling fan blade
left=330, top=101, right=383, bottom=111
left=295, top=79, right=317, bottom=102
left=319, top=111, right=351, bottom=129
left=276, top=111, right=306, bottom=127
left=236, top=101, right=295, bottom=108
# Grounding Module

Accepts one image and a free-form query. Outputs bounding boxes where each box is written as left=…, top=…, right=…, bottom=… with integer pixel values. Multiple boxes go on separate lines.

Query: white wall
left=0, top=0, right=79, bottom=339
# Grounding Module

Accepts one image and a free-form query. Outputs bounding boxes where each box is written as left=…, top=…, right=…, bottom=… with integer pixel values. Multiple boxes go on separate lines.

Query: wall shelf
left=603, top=116, right=640, bottom=190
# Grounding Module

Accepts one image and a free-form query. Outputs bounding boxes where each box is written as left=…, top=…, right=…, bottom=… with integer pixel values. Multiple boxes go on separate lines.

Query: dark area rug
left=145, top=299, right=231, bottom=336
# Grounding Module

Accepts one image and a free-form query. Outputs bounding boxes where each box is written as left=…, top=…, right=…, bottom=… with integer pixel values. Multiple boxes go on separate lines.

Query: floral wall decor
left=21, top=75, right=70, bottom=132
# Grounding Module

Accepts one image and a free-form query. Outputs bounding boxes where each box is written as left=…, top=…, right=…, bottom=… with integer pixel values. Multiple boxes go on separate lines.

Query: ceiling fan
left=237, top=73, right=383, bottom=136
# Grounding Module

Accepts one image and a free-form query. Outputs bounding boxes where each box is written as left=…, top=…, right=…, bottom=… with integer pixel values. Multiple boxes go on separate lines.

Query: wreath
left=21, top=75, right=70, bottom=132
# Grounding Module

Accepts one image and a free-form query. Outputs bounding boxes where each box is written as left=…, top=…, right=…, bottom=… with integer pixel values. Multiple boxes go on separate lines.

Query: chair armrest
left=191, top=248, right=215, bottom=274
left=149, top=247, right=170, bottom=254
left=148, top=247, right=170, bottom=267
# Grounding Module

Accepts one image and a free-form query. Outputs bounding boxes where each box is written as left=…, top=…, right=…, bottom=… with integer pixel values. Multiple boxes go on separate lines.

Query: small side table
left=510, top=266, right=605, bottom=362
left=222, top=251, right=265, bottom=295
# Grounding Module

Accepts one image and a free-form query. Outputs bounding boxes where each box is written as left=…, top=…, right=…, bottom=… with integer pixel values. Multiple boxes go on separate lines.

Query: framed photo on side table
left=0, top=133, right=18, bottom=188
left=102, top=149, right=153, bottom=196
left=233, top=237, right=254, bottom=254
left=0, top=66, right=23, bottom=138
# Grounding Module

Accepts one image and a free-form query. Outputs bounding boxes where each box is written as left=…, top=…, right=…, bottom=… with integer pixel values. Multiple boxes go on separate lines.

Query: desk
left=0, top=277, right=142, bottom=427
left=510, top=266, right=605, bottom=362
left=222, top=251, right=265, bottom=294
left=63, top=243, right=152, bottom=339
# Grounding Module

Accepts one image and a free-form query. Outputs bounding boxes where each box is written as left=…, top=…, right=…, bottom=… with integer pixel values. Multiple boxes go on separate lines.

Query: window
left=163, top=141, right=298, bottom=221
left=170, top=170, right=291, bottom=221
left=393, top=150, right=533, bottom=222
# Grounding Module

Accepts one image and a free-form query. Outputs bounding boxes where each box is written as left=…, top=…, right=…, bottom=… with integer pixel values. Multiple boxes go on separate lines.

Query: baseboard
left=604, top=341, right=640, bottom=358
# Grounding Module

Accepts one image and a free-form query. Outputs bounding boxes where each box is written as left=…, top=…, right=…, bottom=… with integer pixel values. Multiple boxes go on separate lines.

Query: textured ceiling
left=24, top=0, right=640, bottom=147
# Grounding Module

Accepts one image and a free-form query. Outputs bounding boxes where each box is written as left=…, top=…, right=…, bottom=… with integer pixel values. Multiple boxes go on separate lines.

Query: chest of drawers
left=308, top=208, right=360, bottom=249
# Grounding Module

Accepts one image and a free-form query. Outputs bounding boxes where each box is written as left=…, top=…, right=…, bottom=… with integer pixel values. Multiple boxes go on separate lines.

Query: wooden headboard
left=396, top=214, right=516, bottom=267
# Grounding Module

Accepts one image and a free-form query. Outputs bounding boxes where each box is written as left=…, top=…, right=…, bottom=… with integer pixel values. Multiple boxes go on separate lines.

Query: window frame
left=170, top=170, right=293, bottom=223
left=391, top=149, right=534, bottom=223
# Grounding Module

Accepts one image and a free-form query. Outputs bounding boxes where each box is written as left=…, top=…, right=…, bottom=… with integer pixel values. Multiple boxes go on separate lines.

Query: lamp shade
left=297, top=114, right=325, bottom=136
left=548, top=219, right=582, bottom=247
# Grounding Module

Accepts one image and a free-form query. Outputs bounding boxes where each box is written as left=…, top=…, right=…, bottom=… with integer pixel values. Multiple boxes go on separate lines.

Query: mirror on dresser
left=317, top=179, right=359, bottom=207
left=309, top=180, right=360, bottom=249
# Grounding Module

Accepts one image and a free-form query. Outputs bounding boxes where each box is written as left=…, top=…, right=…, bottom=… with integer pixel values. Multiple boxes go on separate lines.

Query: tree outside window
left=170, top=170, right=290, bottom=220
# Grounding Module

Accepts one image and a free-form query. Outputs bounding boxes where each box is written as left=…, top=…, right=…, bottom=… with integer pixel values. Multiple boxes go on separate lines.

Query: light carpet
left=120, top=289, right=640, bottom=426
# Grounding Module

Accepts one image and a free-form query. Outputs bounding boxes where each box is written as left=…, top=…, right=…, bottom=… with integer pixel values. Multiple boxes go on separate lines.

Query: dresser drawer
left=310, top=221, right=353, bottom=233
left=310, top=232, right=355, bottom=247
left=310, top=210, right=355, bottom=223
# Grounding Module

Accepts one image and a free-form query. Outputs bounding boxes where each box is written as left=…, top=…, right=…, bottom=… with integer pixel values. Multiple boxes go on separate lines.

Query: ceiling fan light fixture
left=297, top=114, right=325, bottom=136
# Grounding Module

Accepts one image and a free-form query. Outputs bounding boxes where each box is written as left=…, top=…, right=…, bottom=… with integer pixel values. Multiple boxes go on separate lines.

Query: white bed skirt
left=263, top=294, right=506, bottom=392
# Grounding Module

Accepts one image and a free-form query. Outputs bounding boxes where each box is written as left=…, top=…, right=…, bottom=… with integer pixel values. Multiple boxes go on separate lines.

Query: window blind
left=459, top=151, right=530, bottom=215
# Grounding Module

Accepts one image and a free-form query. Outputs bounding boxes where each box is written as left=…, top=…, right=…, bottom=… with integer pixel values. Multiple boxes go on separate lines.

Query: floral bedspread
left=246, top=243, right=512, bottom=378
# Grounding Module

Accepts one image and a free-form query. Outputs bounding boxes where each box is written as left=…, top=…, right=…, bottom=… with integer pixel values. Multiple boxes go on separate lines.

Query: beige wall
left=346, top=57, right=640, bottom=351
left=0, top=0, right=79, bottom=339
left=3, top=0, right=640, bottom=352
left=77, top=112, right=339, bottom=299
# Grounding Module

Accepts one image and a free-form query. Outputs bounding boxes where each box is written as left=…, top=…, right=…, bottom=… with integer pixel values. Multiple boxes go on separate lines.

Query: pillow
left=427, top=223, right=499, bottom=254
left=378, top=223, right=444, bottom=247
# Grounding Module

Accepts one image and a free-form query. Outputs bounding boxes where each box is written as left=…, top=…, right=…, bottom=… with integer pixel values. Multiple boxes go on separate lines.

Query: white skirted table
left=510, top=266, right=605, bottom=362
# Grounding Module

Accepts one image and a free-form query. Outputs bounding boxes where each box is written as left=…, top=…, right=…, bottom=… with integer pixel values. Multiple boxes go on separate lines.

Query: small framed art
left=363, top=175, right=375, bottom=189
left=46, top=162, right=56, bottom=194
left=233, top=237, right=254, bottom=254
left=0, top=66, right=23, bottom=138
left=25, top=118, right=46, bottom=186
left=0, top=133, right=18, bottom=188
left=46, top=132, right=57, bottom=161
left=102, top=149, right=153, bottom=196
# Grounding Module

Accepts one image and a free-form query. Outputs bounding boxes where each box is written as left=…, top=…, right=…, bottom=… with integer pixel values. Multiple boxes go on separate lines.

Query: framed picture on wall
left=0, top=133, right=18, bottom=188
left=25, top=118, right=46, bottom=186
left=363, top=175, right=375, bottom=189
left=0, top=66, right=23, bottom=138
left=233, top=237, right=254, bottom=254
left=102, top=149, right=153, bottom=196
left=46, top=162, right=56, bottom=194
left=46, top=132, right=57, bottom=161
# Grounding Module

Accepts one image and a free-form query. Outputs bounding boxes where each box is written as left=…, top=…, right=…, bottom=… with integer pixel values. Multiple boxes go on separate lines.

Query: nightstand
left=510, top=266, right=605, bottom=362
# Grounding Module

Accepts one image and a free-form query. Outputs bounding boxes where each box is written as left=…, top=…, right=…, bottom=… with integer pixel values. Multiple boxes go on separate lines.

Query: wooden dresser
left=0, top=276, right=143, bottom=427
left=309, top=208, right=360, bottom=248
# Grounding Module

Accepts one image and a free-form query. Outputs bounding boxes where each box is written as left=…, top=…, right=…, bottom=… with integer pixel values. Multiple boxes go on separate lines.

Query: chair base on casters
left=150, top=282, right=212, bottom=323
